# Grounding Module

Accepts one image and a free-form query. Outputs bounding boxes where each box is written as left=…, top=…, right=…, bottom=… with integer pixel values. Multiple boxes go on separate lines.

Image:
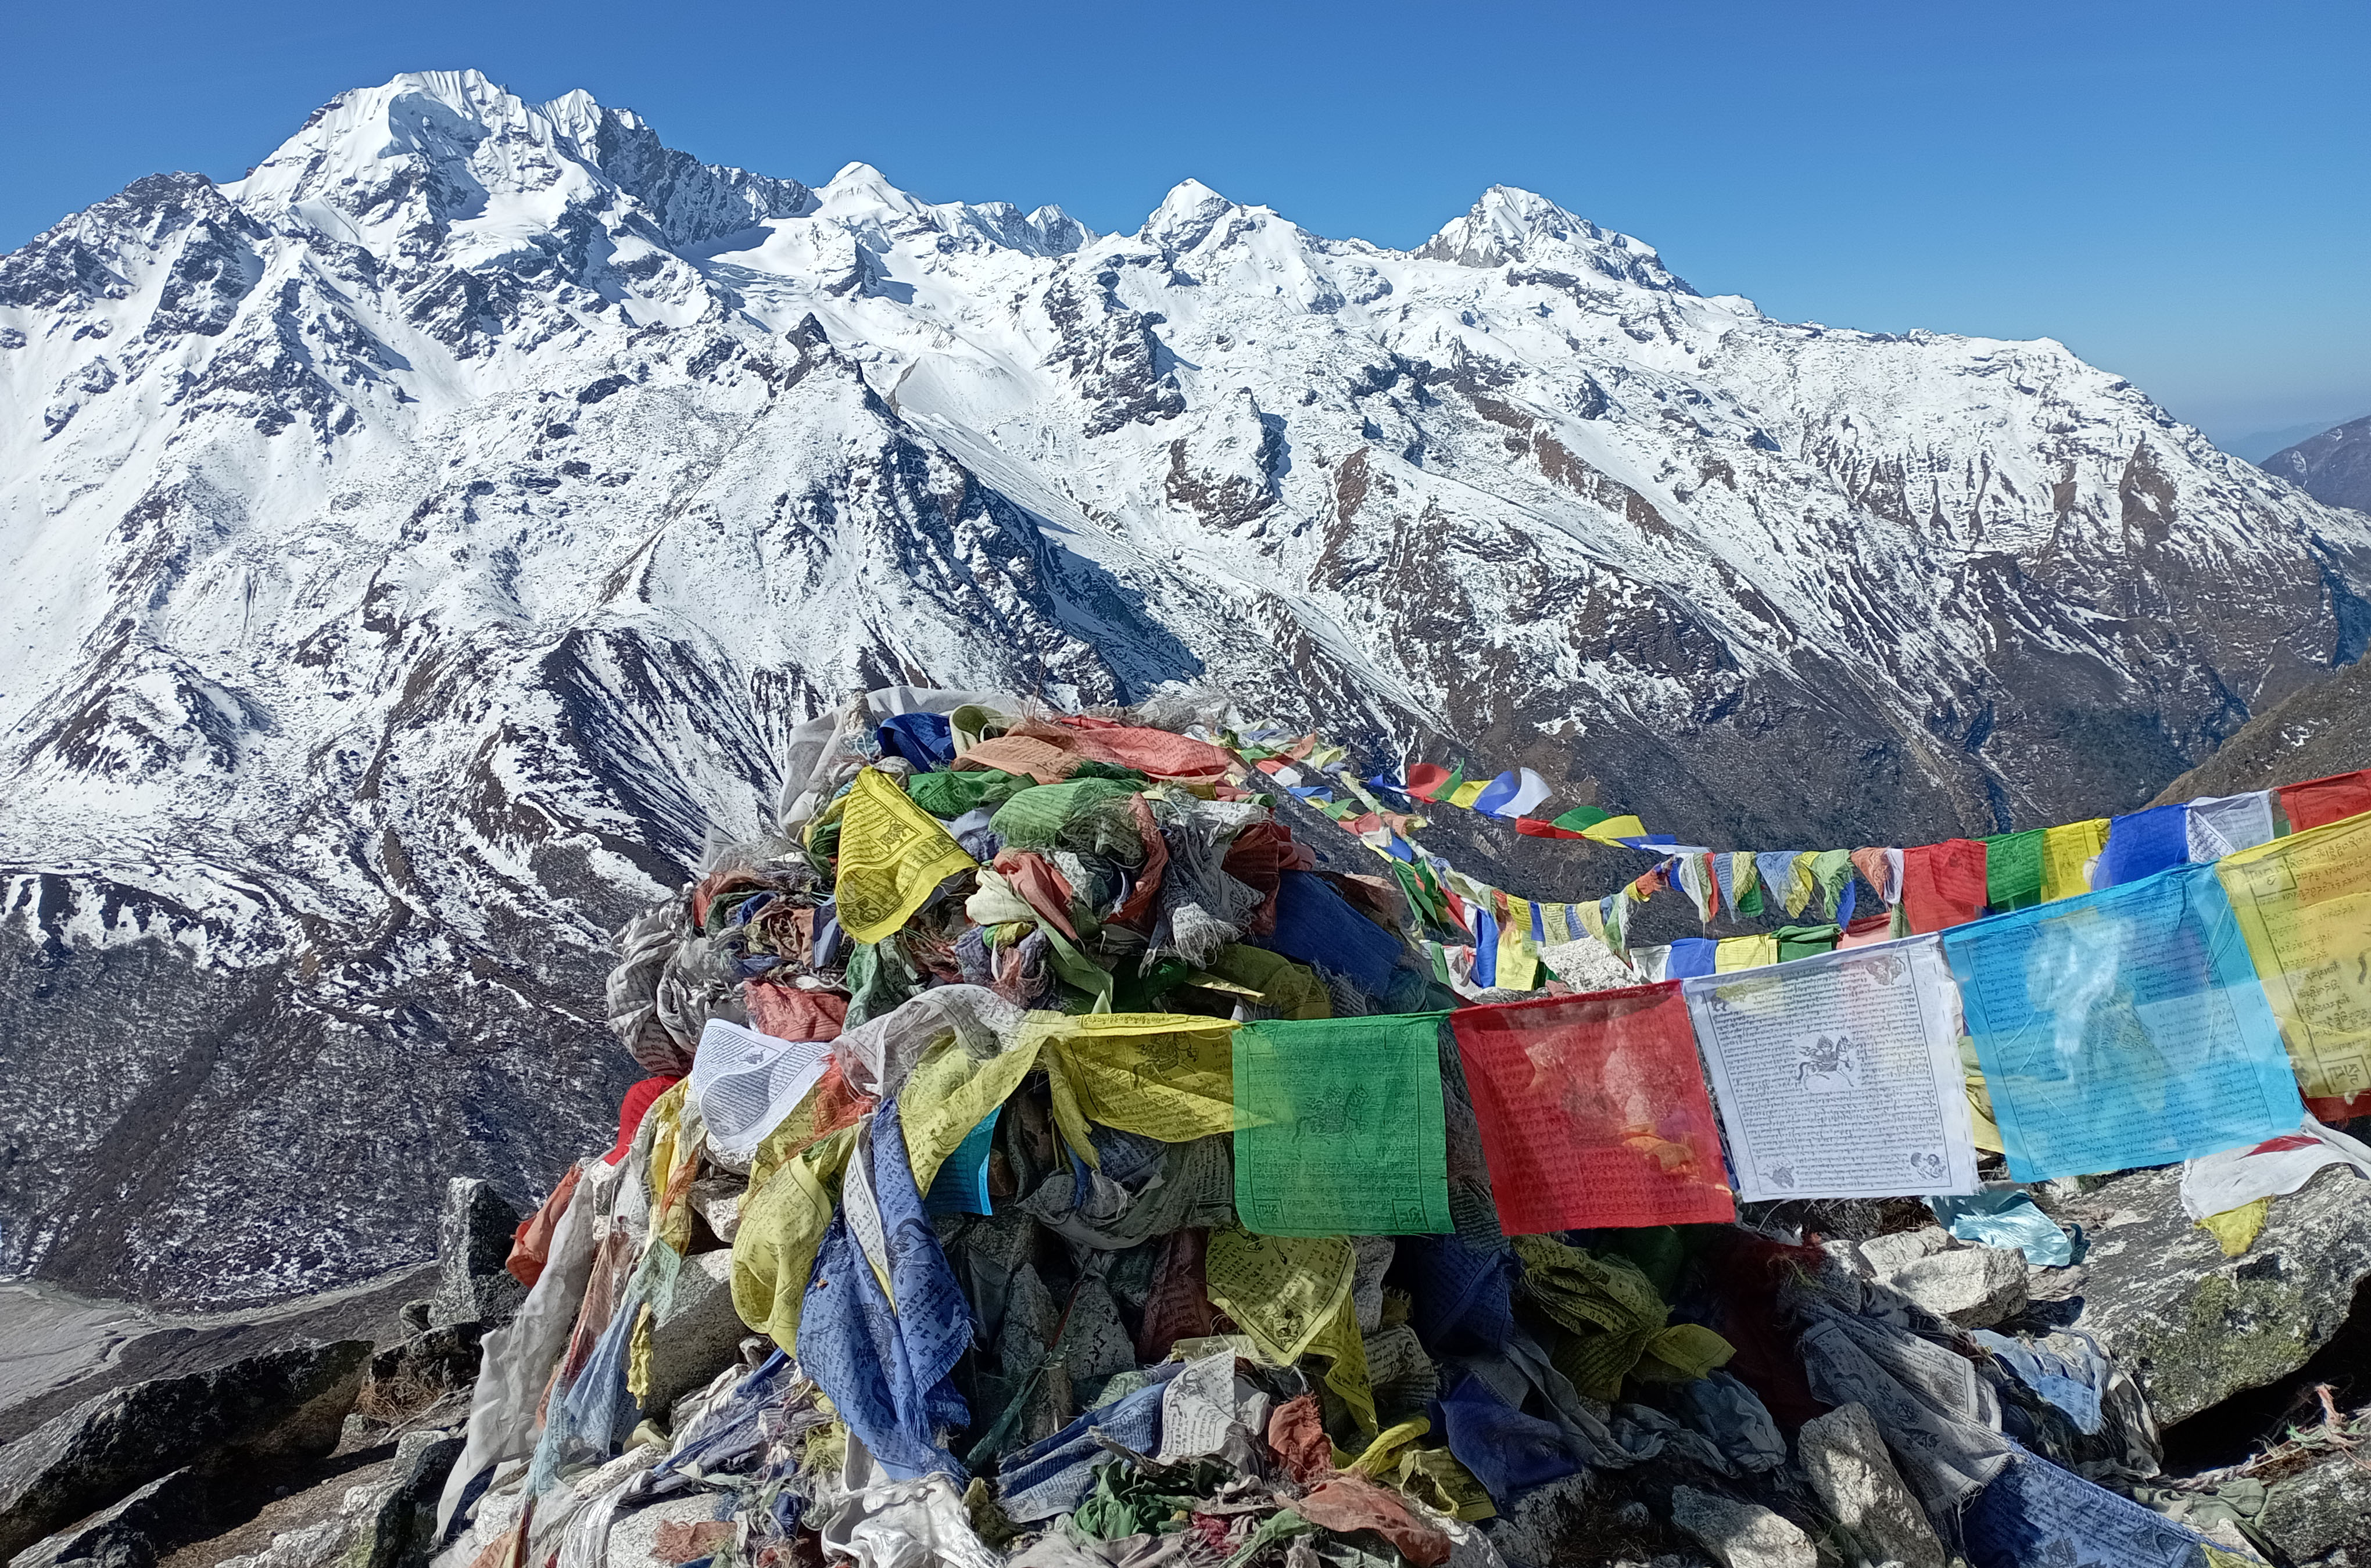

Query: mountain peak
left=1139, top=178, right=1235, bottom=249
left=1416, top=184, right=1692, bottom=293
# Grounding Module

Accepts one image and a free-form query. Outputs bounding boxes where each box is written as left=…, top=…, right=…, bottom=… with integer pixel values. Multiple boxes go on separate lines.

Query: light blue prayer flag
left=1942, top=863, right=2303, bottom=1182
left=923, top=1106, right=1002, bottom=1216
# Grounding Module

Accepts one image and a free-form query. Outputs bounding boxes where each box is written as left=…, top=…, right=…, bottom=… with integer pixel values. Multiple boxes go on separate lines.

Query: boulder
left=0, top=1341, right=370, bottom=1560
left=352, top=1429, right=465, bottom=1568
left=637, top=1250, right=748, bottom=1416
left=1796, top=1403, right=1946, bottom=1568
left=2254, top=1452, right=2371, bottom=1566
left=2056, top=1164, right=2371, bottom=1423
left=5, top=1469, right=209, bottom=1568
left=1851, top=1228, right=1950, bottom=1277
left=428, top=1179, right=525, bottom=1329
left=1872, top=1246, right=2027, bottom=1329
left=1667, top=1487, right=1815, bottom=1568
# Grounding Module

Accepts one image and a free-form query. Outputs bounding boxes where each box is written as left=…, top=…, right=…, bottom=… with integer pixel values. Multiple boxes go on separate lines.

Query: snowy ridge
left=3, top=68, right=2368, bottom=1301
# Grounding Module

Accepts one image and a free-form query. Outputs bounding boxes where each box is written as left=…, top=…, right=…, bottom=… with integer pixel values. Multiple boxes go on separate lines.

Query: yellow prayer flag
left=832, top=767, right=976, bottom=943
left=730, top=1124, right=858, bottom=1352
left=1446, top=780, right=1488, bottom=809
left=1205, top=1228, right=1376, bottom=1431
left=1579, top=815, right=1646, bottom=843
left=1034, top=1011, right=1238, bottom=1161
left=1496, top=901, right=1539, bottom=990
left=1713, top=934, right=1778, bottom=973
left=1783, top=852, right=1818, bottom=918
left=898, top=1033, right=1043, bottom=1197
left=2217, top=813, right=2371, bottom=1099
left=2040, top=818, right=2109, bottom=902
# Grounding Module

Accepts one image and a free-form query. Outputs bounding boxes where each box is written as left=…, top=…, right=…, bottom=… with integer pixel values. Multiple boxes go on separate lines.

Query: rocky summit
left=4, top=67, right=2371, bottom=1305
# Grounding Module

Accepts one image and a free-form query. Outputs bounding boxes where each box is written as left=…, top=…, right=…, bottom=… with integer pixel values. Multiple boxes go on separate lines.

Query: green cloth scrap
left=1982, top=828, right=2045, bottom=911
left=1512, top=1234, right=1733, bottom=1401
left=1233, top=1014, right=1453, bottom=1238
left=990, top=778, right=1149, bottom=862
left=1773, top=923, right=1841, bottom=963
left=1809, top=849, right=1856, bottom=920
left=908, top=767, right=1036, bottom=820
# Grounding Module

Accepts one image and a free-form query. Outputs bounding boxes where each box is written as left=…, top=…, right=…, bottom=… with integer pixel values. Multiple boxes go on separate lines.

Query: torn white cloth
left=690, top=1017, right=833, bottom=1160
left=2179, top=1116, right=2371, bottom=1221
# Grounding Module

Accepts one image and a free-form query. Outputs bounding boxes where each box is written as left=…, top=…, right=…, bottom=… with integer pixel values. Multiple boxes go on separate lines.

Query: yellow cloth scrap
left=899, top=1032, right=1042, bottom=1197
left=2040, top=819, right=2109, bottom=902
left=1495, top=898, right=1540, bottom=991
left=1340, top=1418, right=1428, bottom=1476
left=730, top=1124, right=858, bottom=1354
left=1201, top=946, right=1333, bottom=1019
left=833, top=767, right=977, bottom=943
left=2198, top=1198, right=2271, bottom=1257
left=1034, top=1011, right=1238, bottom=1164
left=626, top=1302, right=657, bottom=1401
left=1205, top=1227, right=1377, bottom=1433
left=1781, top=853, right=1819, bottom=918
left=1396, top=1447, right=1495, bottom=1521
left=1960, top=1037, right=2005, bottom=1154
left=1512, top=1234, right=1733, bottom=1401
left=1714, top=934, right=1779, bottom=973
left=643, top=1082, right=704, bottom=1258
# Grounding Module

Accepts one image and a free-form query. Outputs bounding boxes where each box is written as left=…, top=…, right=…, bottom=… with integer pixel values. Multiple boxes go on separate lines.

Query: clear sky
left=6, top=0, right=2364, bottom=447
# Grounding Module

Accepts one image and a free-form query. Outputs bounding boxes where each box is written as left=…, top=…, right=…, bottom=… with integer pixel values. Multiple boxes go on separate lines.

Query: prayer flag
left=1471, top=768, right=1553, bottom=819
left=2094, top=803, right=2189, bottom=889
left=1449, top=983, right=1736, bottom=1232
left=1233, top=1015, right=1455, bottom=1237
left=1552, top=805, right=1614, bottom=833
left=2040, top=819, right=2109, bottom=901
left=1982, top=829, right=2045, bottom=911
left=2216, top=809, right=2371, bottom=1099
left=1034, top=1013, right=1238, bottom=1161
left=1446, top=780, right=1488, bottom=809
left=1405, top=763, right=1458, bottom=802
left=833, top=768, right=977, bottom=943
left=1580, top=815, right=1647, bottom=843
left=2186, top=792, right=2276, bottom=861
left=2277, top=767, right=2371, bottom=833
left=1714, top=935, right=1778, bottom=972
left=1685, top=938, right=1979, bottom=1201
left=1943, top=863, right=2304, bottom=1182
left=1900, top=839, right=1988, bottom=932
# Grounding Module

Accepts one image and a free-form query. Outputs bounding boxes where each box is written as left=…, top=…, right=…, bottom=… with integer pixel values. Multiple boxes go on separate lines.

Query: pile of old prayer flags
left=1944, top=863, right=2305, bottom=1182
left=1449, top=984, right=1736, bottom=1231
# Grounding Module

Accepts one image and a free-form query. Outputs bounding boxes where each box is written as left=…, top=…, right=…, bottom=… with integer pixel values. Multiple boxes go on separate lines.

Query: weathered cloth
left=1233, top=1014, right=1452, bottom=1237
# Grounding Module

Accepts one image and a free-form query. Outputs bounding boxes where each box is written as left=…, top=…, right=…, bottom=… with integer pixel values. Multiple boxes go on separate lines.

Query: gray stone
left=0, top=1341, right=370, bottom=1561
left=428, top=1179, right=525, bottom=1329
left=1484, top=1473, right=1595, bottom=1568
left=352, top=1429, right=464, bottom=1568
left=5, top=1468, right=208, bottom=1568
left=2256, top=1452, right=2371, bottom=1566
left=636, top=1250, right=746, bottom=1416
left=686, top=1176, right=744, bottom=1244
left=2057, top=1163, right=2371, bottom=1423
left=1873, top=1244, right=2028, bottom=1329
left=1668, top=1487, right=1816, bottom=1568
left=1796, top=1403, right=1946, bottom=1568
left=1853, top=1228, right=1951, bottom=1277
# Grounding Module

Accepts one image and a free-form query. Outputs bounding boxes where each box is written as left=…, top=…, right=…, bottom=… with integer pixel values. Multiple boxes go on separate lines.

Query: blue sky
left=6, top=0, right=2364, bottom=447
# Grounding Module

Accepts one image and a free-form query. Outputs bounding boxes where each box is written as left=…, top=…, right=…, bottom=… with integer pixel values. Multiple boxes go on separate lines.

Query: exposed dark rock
left=6, top=1468, right=209, bottom=1568
left=2255, top=1450, right=2371, bottom=1566
left=2151, top=652, right=2371, bottom=805
left=0, top=1341, right=370, bottom=1560
left=427, top=1180, right=523, bottom=1330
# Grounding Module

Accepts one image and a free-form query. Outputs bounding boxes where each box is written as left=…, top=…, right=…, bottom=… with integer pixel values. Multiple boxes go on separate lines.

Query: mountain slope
left=2262, top=414, right=2371, bottom=512
left=5, top=69, right=2369, bottom=1303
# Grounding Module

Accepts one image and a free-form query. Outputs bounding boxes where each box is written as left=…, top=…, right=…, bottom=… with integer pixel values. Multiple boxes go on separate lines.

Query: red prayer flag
left=1900, top=839, right=1988, bottom=933
left=1514, top=816, right=1588, bottom=839
left=1404, top=763, right=1454, bottom=801
left=2278, top=769, right=2371, bottom=834
left=1450, top=983, right=1736, bottom=1232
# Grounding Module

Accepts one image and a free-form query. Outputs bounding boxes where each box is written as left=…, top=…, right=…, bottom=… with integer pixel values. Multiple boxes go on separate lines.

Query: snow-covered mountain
left=6, top=69, right=2368, bottom=1304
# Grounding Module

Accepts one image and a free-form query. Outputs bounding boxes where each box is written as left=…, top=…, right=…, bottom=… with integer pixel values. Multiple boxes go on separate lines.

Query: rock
left=636, top=1250, right=746, bottom=1416
left=1667, top=1487, right=1815, bottom=1568
left=1852, top=1228, right=1950, bottom=1277
left=428, top=1179, right=525, bottom=1329
left=352, top=1429, right=465, bottom=1568
left=2058, top=1164, right=2371, bottom=1423
left=1796, top=1403, right=1946, bottom=1568
left=5, top=1468, right=210, bottom=1568
left=0, top=1340, right=371, bottom=1562
left=1874, top=1245, right=2028, bottom=1328
left=398, top=1301, right=432, bottom=1334
left=686, top=1177, right=744, bottom=1244
left=364, top=1323, right=486, bottom=1408
left=1485, top=1473, right=1595, bottom=1568
left=2255, top=1452, right=2371, bottom=1566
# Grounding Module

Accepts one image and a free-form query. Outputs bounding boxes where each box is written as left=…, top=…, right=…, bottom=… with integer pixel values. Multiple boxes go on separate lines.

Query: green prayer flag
left=1982, top=828, right=2045, bottom=911
left=1808, top=849, right=1856, bottom=920
left=1772, top=923, right=1841, bottom=963
left=1552, top=804, right=1615, bottom=831
left=1233, top=1014, right=1453, bottom=1237
left=905, top=767, right=1034, bottom=820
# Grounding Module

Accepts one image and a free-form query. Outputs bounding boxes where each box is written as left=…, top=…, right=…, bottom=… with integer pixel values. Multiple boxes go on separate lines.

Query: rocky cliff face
left=5, top=68, right=2369, bottom=1303
left=2262, top=414, right=2371, bottom=512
